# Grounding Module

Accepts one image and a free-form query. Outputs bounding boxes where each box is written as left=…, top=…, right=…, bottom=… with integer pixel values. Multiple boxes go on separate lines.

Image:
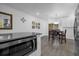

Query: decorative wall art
left=32, top=21, right=40, bottom=29
left=36, top=22, right=40, bottom=29
left=20, top=17, right=26, bottom=23
left=32, top=21, right=36, bottom=29
left=0, top=12, right=12, bottom=29
left=37, top=23, right=40, bottom=29
left=36, top=23, right=38, bottom=29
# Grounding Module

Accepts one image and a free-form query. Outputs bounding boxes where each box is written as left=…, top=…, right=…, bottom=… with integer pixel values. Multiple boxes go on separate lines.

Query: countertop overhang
left=0, top=32, right=41, bottom=44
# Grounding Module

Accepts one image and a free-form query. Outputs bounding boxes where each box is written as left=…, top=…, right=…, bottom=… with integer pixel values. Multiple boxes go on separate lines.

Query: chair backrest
left=65, top=29, right=66, bottom=34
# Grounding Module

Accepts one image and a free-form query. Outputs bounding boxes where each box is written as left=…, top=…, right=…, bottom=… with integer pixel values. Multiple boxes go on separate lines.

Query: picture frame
left=36, top=23, right=38, bottom=29
left=32, top=21, right=36, bottom=29
left=0, top=12, right=12, bottom=29
left=38, top=23, right=40, bottom=29
left=32, top=21, right=40, bottom=29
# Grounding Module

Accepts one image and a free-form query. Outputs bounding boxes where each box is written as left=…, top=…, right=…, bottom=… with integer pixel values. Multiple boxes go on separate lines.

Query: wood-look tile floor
left=41, top=36, right=78, bottom=56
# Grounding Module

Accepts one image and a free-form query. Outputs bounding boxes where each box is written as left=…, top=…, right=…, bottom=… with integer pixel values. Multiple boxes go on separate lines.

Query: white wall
left=60, top=13, right=75, bottom=40
left=0, top=4, right=48, bottom=36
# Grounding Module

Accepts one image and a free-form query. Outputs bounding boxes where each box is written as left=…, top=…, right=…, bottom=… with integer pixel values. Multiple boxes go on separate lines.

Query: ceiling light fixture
left=36, top=12, right=40, bottom=16
left=54, top=22, right=59, bottom=24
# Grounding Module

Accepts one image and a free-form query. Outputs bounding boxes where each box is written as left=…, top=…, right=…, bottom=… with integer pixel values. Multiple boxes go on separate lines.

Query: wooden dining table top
left=49, top=29, right=65, bottom=35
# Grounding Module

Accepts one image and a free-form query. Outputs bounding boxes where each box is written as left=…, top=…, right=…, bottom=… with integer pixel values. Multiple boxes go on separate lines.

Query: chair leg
left=48, top=35, right=50, bottom=41
left=52, top=36, right=55, bottom=40
left=64, top=37, right=66, bottom=43
left=59, top=36, right=61, bottom=43
left=59, top=36, right=63, bottom=44
left=61, top=37, right=63, bottom=44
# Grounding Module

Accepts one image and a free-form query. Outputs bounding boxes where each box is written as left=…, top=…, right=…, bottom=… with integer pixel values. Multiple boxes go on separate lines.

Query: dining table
left=49, top=29, right=66, bottom=43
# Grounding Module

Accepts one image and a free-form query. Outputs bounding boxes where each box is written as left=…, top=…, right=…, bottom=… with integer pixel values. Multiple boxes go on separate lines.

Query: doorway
left=48, top=23, right=59, bottom=31
left=48, top=23, right=59, bottom=40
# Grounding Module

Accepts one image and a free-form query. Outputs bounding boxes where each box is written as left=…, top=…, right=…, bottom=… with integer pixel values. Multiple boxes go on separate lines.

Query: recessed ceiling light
left=36, top=12, right=40, bottom=16
left=54, top=22, right=59, bottom=24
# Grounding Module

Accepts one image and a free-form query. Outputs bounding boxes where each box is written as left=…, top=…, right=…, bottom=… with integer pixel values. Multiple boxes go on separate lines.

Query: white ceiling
left=4, top=3, right=77, bottom=20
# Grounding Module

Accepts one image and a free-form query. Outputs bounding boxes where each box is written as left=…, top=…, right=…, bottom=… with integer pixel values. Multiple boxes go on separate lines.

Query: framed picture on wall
left=32, top=21, right=36, bottom=29
left=36, top=23, right=38, bottom=29
left=32, top=21, right=40, bottom=29
left=0, top=12, right=12, bottom=29
left=36, top=22, right=40, bottom=29
left=37, top=23, right=40, bottom=29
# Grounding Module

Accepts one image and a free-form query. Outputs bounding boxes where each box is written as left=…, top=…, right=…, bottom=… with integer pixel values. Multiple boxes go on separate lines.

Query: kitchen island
left=0, top=32, right=41, bottom=56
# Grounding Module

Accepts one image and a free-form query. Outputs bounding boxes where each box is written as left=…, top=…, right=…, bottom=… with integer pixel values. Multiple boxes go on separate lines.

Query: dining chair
left=59, top=30, right=66, bottom=44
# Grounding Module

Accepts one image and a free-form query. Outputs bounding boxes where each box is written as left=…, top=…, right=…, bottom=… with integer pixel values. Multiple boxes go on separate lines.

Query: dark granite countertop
left=0, top=32, right=41, bottom=44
